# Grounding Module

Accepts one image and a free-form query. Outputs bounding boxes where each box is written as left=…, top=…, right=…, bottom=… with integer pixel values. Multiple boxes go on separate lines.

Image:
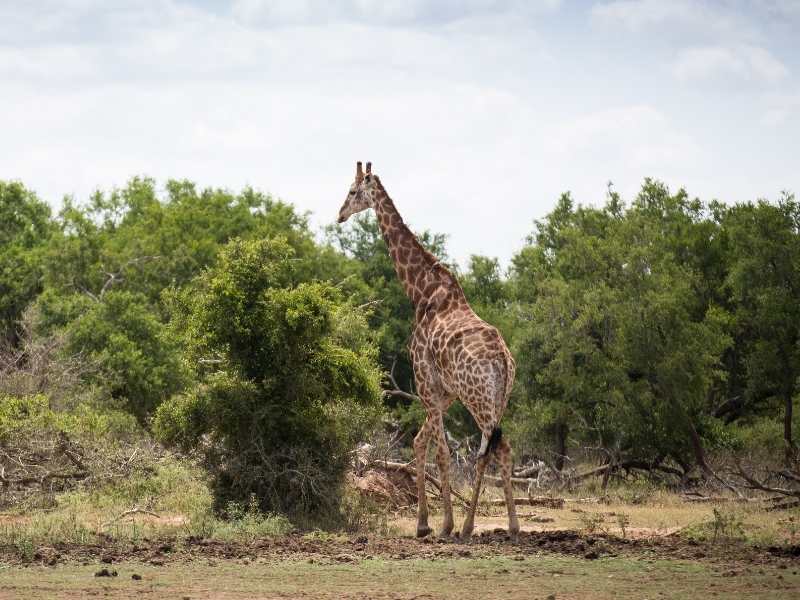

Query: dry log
left=734, top=461, right=800, bottom=499
left=483, top=474, right=537, bottom=488
left=101, top=507, right=161, bottom=528
left=571, top=460, right=685, bottom=483
left=372, top=460, right=471, bottom=507
left=513, top=463, right=545, bottom=478
left=680, top=495, right=751, bottom=504
left=0, top=471, right=88, bottom=486
left=485, top=496, right=565, bottom=509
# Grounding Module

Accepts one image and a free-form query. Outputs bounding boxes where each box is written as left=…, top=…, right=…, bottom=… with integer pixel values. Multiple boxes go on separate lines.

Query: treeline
left=1, top=177, right=798, bottom=513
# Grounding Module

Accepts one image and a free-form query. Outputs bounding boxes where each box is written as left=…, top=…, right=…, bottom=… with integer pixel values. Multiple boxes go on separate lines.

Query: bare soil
left=3, top=528, right=798, bottom=570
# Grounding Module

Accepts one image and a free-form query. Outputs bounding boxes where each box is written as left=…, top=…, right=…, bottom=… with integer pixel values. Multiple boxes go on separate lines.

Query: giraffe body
left=337, top=162, right=519, bottom=540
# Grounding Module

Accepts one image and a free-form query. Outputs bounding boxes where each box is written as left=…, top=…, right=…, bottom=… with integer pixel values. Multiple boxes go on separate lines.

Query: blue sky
left=1, top=0, right=798, bottom=266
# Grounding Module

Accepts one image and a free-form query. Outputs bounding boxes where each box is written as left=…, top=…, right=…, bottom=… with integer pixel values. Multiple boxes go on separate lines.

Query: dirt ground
left=1, top=527, right=799, bottom=599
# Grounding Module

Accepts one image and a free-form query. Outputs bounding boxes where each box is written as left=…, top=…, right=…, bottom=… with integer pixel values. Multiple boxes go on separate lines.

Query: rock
left=131, top=574, right=142, bottom=581
left=94, top=568, right=118, bottom=577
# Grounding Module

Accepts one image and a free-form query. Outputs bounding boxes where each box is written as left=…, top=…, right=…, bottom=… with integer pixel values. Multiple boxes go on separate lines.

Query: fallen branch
left=483, top=474, right=538, bottom=489
left=101, top=507, right=161, bottom=529
left=680, top=494, right=752, bottom=504
left=733, top=461, right=800, bottom=499
left=569, top=459, right=685, bottom=483
left=372, top=460, right=470, bottom=507
left=776, top=469, right=800, bottom=485
left=0, top=471, right=88, bottom=486
left=513, top=462, right=546, bottom=478
left=485, top=496, right=565, bottom=509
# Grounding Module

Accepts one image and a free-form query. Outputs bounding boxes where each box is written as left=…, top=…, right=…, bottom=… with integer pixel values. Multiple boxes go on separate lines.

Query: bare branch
left=101, top=507, right=161, bottom=529
left=733, top=461, right=800, bottom=499
left=384, top=359, right=420, bottom=403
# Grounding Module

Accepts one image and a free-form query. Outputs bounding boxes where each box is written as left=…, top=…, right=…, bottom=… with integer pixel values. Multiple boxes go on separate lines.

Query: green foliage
left=0, top=181, right=53, bottom=344
left=509, top=182, right=734, bottom=466
left=615, top=512, right=631, bottom=538
left=3, top=172, right=798, bottom=507
left=34, top=290, right=185, bottom=422
left=154, top=238, right=382, bottom=520
left=0, top=394, right=138, bottom=443
left=717, top=194, right=800, bottom=458
left=44, top=177, right=318, bottom=304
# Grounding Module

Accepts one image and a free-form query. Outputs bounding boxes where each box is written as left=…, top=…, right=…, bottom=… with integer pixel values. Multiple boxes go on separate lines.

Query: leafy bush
left=33, top=289, right=186, bottom=422
left=154, top=237, right=382, bottom=521
left=0, top=394, right=138, bottom=443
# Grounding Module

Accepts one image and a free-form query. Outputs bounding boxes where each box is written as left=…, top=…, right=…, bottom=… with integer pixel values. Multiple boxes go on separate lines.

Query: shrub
left=33, top=289, right=186, bottom=422
left=154, top=237, right=382, bottom=522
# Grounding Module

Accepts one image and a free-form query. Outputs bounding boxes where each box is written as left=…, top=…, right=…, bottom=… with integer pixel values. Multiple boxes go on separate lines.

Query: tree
left=719, top=194, right=800, bottom=463
left=509, top=182, right=731, bottom=472
left=0, top=181, right=53, bottom=345
left=43, top=177, right=319, bottom=307
left=154, top=237, right=382, bottom=518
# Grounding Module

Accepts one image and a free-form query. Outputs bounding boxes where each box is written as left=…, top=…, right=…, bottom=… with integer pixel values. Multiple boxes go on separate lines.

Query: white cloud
left=554, top=106, right=700, bottom=171
left=591, top=0, right=698, bottom=30
left=231, top=0, right=562, bottom=27
left=761, top=90, right=800, bottom=126
left=671, top=45, right=788, bottom=85
left=590, top=0, right=762, bottom=43
left=0, top=1, right=797, bottom=266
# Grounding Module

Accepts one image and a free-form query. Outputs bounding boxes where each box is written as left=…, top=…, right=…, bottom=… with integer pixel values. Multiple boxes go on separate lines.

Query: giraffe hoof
left=416, top=526, right=432, bottom=538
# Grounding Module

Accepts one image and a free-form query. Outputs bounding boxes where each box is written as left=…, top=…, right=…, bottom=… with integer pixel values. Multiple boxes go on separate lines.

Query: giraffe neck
left=371, top=182, right=460, bottom=310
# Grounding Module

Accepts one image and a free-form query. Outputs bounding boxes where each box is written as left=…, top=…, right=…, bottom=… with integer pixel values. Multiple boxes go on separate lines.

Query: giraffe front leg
left=434, top=421, right=454, bottom=537
left=460, top=453, right=489, bottom=541
left=413, top=414, right=435, bottom=538
left=496, top=437, right=520, bottom=542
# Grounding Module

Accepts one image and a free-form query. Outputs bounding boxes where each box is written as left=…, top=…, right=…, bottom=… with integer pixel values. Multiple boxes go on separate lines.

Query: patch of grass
left=615, top=512, right=631, bottom=538
left=680, top=505, right=799, bottom=546
left=577, top=511, right=607, bottom=534
left=0, top=455, right=293, bottom=554
left=196, top=496, right=293, bottom=542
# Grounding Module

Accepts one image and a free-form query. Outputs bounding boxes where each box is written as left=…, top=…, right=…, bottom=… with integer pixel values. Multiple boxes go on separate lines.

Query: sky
left=2, top=1, right=799, bottom=267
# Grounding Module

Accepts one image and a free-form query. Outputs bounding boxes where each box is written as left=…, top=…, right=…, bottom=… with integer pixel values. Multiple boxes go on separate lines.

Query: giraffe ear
left=366, top=162, right=372, bottom=175
left=356, top=161, right=364, bottom=183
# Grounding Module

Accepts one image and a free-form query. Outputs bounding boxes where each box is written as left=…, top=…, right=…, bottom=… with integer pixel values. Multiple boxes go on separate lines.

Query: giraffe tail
left=478, top=427, right=502, bottom=457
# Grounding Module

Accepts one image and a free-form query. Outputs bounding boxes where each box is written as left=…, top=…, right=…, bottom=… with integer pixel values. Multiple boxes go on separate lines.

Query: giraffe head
left=337, top=161, right=380, bottom=223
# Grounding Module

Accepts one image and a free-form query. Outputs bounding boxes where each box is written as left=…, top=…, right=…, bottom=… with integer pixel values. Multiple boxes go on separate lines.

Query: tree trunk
left=785, top=393, right=795, bottom=465
left=554, top=422, right=568, bottom=472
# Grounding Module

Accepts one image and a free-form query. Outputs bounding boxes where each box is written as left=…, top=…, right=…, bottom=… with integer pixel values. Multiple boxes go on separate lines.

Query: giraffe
left=337, top=161, right=520, bottom=541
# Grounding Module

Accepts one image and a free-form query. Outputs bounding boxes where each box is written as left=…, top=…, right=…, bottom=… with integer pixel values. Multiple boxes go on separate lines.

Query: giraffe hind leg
left=413, top=413, right=437, bottom=537
left=433, top=421, right=454, bottom=537
left=496, top=436, right=520, bottom=541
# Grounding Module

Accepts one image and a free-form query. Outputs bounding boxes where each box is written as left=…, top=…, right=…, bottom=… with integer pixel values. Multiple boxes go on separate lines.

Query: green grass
left=1, top=555, right=798, bottom=599
left=0, top=458, right=292, bottom=557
